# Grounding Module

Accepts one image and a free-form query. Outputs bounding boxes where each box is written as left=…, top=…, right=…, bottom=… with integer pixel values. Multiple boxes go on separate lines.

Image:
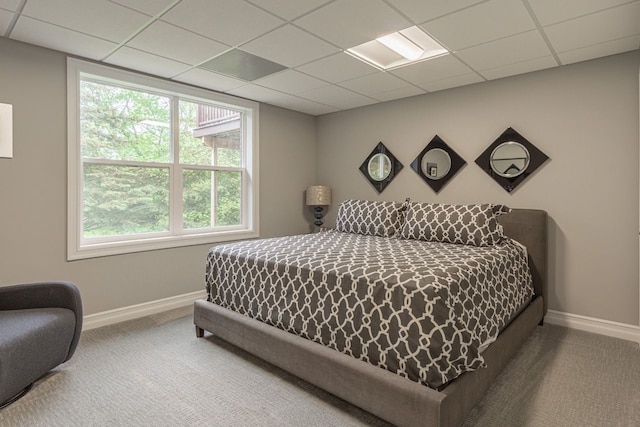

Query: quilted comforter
left=205, top=231, right=533, bottom=389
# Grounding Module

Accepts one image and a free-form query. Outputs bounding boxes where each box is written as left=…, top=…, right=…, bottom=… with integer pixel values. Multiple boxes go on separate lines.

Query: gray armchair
left=0, top=281, right=82, bottom=409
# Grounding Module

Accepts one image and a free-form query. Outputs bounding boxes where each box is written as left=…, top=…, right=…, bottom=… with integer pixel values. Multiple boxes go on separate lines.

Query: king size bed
left=194, top=200, right=547, bottom=427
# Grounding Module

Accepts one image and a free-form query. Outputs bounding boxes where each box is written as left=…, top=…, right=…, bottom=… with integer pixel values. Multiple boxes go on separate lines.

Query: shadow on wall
left=547, top=216, right=564, bottom=314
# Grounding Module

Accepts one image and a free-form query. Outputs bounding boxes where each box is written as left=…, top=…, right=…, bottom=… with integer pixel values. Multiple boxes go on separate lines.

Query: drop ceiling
left=1, top=0, right=639, bottom=116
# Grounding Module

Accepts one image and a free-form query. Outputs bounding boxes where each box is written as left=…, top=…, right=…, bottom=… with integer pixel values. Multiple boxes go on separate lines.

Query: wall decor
left=410, top=135, right=466, bottom=193
left=0, top=103, right=13, bottom=158
left=359, top=141, right=403, bottom=193
left=475, top=127, right=549, bottom=193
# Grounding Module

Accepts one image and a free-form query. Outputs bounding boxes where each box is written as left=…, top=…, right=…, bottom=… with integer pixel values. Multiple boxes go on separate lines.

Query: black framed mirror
left=490, top=141, right=530, bottom=177
left=359, top=142, right=403, bottom=193
left=475, top=127, right=549, bottom=193
left=411, top=135, right=466, bottom=193
left=368, top=153, right=392, bottom=181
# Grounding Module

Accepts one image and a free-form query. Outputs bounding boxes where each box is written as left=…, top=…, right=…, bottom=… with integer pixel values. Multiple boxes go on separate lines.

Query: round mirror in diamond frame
left=420, top=148, right=451, bottom=180
left=490, top=141, right=530, bottom=178
left=367, top=153, right=392, bottom=181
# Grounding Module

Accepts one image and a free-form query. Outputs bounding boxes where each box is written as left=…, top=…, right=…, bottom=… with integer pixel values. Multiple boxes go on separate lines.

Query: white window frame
left=67, top=58, right=259, bottom=260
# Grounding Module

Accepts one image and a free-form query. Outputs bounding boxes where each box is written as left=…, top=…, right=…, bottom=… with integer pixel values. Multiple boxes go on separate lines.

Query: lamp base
left=313, top=206, right=324, bottom=227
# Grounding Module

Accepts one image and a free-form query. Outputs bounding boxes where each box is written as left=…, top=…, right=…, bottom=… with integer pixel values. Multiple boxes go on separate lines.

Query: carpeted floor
left=1, top=307, right=639, bottom=427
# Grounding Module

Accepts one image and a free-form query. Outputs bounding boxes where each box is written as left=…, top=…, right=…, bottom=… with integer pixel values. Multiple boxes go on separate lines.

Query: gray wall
left=317, top=51, right=640, bottom=326
left=1, top=35, right=638, bottom=327
left=0, top=38, right=317, bottom=315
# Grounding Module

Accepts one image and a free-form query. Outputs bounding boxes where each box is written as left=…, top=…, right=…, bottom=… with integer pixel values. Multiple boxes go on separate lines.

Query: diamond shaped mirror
left=475, top=127, right=549, bottom=193
left=359, top=142, right=403, bottom=193
left=410, top=135, right=465, bottom=193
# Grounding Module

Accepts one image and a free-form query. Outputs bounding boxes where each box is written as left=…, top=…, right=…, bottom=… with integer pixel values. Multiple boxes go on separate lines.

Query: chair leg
left=0, top=383, right=34, bottom=410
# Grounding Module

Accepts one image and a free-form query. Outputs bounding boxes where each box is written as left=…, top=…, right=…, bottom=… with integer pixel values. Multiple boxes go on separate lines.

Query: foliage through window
left=67, top=59, right=258, bottom=259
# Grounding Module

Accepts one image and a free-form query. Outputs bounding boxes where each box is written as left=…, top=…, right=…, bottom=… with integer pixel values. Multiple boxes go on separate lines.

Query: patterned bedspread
left=205, top=231, right=533, bottom=389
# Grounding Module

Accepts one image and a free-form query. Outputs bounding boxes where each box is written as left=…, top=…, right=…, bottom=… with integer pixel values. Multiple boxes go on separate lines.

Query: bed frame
left=194, top=209, right=547, bottom=427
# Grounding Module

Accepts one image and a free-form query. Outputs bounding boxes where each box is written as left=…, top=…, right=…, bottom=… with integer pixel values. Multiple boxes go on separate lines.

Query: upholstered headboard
left=498, top=208, right=548, bottom=314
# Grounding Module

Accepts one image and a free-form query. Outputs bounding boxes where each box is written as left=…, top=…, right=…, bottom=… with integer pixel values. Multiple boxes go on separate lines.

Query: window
left=67, top=59, right=259, bottom=260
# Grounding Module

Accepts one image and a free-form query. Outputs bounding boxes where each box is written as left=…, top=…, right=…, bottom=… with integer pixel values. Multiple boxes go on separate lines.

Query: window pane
left=183, top=169, right=242, bottom=229
left=182, top=169, right=211, bottom=229
left=216, top=171, right=242, bottom=226
left=83, top=164, right=170, bottom=237
left=179, top=100, right=242, bottom=167
left=80, top=80, right=171, bottom=163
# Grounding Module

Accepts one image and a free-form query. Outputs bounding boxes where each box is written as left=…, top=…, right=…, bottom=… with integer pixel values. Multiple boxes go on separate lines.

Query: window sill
left=68, top=229, right=259, bottom=261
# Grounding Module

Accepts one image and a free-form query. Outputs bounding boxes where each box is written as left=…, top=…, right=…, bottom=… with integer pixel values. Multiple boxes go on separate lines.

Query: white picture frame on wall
left=0, top=103, right=13, bottom=158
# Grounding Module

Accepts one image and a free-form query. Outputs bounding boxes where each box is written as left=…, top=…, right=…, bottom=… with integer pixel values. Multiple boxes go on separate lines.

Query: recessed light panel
left=346, top=26, right=448, bottom=70
left=199, top=49, right=287, bottom=82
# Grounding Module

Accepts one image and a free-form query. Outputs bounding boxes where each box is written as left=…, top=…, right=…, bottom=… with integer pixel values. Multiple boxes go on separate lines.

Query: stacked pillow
left=334, top=199, right=510, bottom=246
left=401, top=202, right=510, bottom=246
left=335, top=199, right=406, bottom=237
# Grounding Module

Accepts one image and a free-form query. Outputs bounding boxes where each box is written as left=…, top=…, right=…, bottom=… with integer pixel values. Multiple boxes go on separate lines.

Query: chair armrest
left=0, top=281, right=83, bottom=360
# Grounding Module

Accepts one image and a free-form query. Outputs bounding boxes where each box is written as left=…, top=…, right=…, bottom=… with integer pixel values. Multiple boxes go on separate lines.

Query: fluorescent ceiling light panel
left=346, top=26, right=448, bottom=70
left=377, top=33, right=423, bottom=61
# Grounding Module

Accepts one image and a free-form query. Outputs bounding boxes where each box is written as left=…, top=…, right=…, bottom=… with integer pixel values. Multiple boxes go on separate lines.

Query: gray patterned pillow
left=401, top=202, right=511, bottom=246
left=335, top=199, right=404, bottom=237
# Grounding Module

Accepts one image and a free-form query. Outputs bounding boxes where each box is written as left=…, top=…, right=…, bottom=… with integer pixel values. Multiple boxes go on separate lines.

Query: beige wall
left=317, top=51, right=640, bottom=326
left=0, top=38, right=317, bottom=315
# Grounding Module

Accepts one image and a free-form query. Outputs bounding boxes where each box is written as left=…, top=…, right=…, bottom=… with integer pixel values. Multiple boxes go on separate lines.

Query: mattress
left=205, top=230, right=533, bottom=389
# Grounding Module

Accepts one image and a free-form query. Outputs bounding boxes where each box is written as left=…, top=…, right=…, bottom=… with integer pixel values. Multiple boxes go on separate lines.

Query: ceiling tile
left=108, top=0, right=177, bottom=16
left=456, top=30, right=552, bottom=70
left=161, top=0, right=284, bottom=47
left=389, top=0, right=487, bottom=24
left=104, top=46, right=191, bottom=78
left=527, top=0, right=633, bottom=26
left=0, top=0, right=21, bottom=12
left=22, top=0, right=151, bottom=43
left=390, top=54, right=473, bottom=86
left=0, top=8, right=13, bottom=33
left=295, top=52, right=377, bottom=83
left=255, top=70, right=327, bottom=94
left=339, top=72, right=411, bottom=97
left=240, top=24, right=339, bottom=68
left=11, top=16, right=117, bottom=59
left=479, top=55, right=558, bottom=80
left=543, top=2, right=640, bottom=53
left=294, top=0, right=411, bottom=49
left=299, top=85, right=378, bottom=109
left=246, top=0, right=332, bottom=20
left=418, top=72, right=484, bottom=92
left=558, top=34, right=640, bottom=64
left=172, top=67, right=247, bottom=92
left=422, top=0, right=536, bottom=51
left=369, top=85, right=425, bottom=102
left=127, top=21, right=229, bottom=65
left=227, top=84, right=286, bottom=102
left=265, top=93, right=338, bottom=115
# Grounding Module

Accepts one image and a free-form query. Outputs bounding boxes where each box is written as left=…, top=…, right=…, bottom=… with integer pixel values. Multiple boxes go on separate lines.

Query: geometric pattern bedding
left=205, top=231, right=533, bottom=389
left=335, top=199, right=405, bottom=237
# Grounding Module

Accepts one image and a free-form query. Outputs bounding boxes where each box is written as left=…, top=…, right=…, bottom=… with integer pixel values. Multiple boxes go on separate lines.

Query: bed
left=194, top=201, right=547, bottom=427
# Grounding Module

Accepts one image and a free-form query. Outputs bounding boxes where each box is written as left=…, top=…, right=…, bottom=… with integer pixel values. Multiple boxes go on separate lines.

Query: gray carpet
left=1, top=307, right=639, bottom=427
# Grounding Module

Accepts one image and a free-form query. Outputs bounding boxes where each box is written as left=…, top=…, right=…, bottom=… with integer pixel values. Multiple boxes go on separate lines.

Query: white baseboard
left=545, top=310, right=640, bottom=344
left=83, top=290, right=207, bottom=331
left=82, top=293, right=640, bottom=345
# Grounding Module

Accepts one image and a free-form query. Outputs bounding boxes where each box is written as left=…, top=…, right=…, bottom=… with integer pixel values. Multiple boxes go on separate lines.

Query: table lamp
left=305, top=185, right=331, bottom=228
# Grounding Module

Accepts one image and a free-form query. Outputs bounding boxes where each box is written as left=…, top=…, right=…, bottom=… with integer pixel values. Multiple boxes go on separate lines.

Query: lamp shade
left=305, top=186, right=331, bottom=206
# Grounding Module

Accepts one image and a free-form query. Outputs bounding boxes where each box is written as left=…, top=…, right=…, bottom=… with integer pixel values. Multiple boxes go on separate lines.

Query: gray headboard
left=498, top=208, right=548, bottom=314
